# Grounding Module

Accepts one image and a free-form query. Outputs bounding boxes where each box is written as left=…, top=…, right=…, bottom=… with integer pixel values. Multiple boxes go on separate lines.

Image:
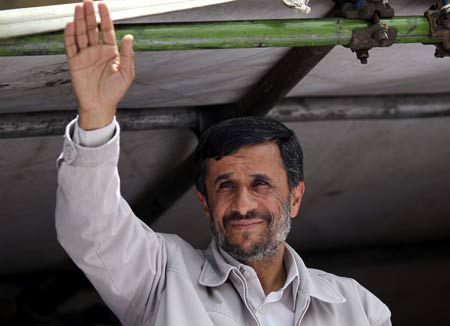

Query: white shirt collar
left=217, top=243, right=300, bottom=310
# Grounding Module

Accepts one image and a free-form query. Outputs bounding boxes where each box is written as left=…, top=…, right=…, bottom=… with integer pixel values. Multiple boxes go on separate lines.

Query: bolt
left=435, top=47, right=444, bottom=58
left=356, top=49, right=369, bottom=64
left=434, top=44, right=450, bottom=58
left=373, top=29, right=389, bottom=46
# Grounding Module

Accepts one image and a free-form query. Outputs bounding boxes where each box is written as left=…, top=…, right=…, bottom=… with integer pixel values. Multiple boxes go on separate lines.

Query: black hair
left=194, top=116, right=304, bottom=197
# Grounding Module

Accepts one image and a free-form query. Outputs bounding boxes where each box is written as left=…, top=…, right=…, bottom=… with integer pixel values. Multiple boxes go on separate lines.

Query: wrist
left=78, top=109, right=116, bottom=131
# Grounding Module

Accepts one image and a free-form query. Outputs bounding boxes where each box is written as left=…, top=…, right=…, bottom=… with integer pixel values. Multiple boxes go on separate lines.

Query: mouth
left=228, top=219, right=264, bottom=230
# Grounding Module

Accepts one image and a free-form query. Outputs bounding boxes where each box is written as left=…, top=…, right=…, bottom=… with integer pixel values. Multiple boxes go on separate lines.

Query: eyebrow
left=250, top=174, right=274, bottom=184
left=212, top=173, right=275, bottom=187
left=213, top=173, right=234, bottom=186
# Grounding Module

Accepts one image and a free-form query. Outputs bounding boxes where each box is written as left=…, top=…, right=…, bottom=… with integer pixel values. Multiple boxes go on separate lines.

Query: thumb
left=119, top=34, right=135, bottom=81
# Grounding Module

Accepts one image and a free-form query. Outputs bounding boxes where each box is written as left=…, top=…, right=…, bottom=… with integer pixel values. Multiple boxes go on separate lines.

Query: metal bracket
left=336, top=0, right=397, bottom=63
left=346, top=23, right=397, bottom=64
left=425, top=1, right=450, bottom=58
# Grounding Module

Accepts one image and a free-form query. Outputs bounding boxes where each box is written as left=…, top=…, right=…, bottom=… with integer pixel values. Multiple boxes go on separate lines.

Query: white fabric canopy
left=0, top=0, right=238, bottom=39
left=0, top=0, right=312, bottom=39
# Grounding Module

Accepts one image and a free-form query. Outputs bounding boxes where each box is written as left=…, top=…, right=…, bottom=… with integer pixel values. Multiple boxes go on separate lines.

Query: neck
left=245, top=242, right=287, bottom=295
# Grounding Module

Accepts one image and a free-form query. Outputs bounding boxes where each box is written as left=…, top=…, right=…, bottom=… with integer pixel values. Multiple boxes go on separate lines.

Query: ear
left=196, top=191, right=211, bottom=223
left=290, top=181, right=305, bottom=219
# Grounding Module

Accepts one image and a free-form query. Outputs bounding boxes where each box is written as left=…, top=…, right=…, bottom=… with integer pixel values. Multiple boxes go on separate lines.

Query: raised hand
left=64, top=0, right=135, bottom=130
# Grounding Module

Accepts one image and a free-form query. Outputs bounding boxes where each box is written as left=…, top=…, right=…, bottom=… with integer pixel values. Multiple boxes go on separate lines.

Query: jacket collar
left=199, top=239, right=236, bottom=287
left=287, top=242, right=346, bottom=304
left=199, top=240, right=346, bottom=304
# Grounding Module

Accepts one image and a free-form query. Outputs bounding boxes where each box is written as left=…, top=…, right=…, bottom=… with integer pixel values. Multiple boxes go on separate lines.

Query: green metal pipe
left=0, top=16, right=437, bottom=56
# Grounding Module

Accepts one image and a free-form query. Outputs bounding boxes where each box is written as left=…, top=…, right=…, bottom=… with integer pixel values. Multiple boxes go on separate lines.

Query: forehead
left=205, top=142, right=286, bottom=181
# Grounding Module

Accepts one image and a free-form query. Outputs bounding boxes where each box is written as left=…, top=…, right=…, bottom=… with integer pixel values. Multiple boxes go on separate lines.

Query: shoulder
left=157, top=233, right=206, bottom=271
left=157, top=233, right=204, bottom=257
left=309, top=268, right=391, bottom=326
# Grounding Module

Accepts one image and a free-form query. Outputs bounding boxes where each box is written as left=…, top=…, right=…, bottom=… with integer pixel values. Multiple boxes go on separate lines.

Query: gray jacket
left=55, top=120, right=392, bottom=326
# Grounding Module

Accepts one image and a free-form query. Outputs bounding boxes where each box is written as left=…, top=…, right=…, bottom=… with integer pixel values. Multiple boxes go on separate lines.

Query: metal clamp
left=425, top=1, right=450, bottom=58
left=336, top=0, right=397, bottom=63
left=346, top=23, right=397, bottom=64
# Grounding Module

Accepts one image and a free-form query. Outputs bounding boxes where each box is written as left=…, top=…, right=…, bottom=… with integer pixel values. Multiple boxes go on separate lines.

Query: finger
left=74, top=4, right=88, bottom=50
left=119, top=34, right=135, bottom=80
left=98, top=2, right=117, bottom=47
left=64, top=21, right=78, bottom=60
left=84, top=0, right=99, bottom=46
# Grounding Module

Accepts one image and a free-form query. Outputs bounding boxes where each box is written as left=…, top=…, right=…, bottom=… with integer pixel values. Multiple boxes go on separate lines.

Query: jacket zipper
left=296, top=296, right=311, bottom=326
left=234, top=270, right=261, bottom=326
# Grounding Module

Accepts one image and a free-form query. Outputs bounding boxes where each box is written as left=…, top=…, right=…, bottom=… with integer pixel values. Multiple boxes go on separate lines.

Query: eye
left=253, top=179, right=270, bottom=188
left=218, top=181, right=234, bottom=189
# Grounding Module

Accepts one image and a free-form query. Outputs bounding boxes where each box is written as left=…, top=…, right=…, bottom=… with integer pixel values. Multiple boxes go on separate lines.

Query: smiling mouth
left=228, top=220, right=264, bottom=230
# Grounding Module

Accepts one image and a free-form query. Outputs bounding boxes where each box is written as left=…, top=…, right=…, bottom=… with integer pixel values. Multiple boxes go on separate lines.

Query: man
left=56, top=1, right=392, bottom=325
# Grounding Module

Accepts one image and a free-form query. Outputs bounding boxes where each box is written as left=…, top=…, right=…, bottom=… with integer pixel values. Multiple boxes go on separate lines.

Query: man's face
left=197, top=142, right=304, bottom=262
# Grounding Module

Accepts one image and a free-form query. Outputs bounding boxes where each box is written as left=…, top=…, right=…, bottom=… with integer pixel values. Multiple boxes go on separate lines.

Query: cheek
left=209, top=193, right=232, bottom=212
left=207, top=200, right=226, bottom=226
left=266, top=192, right=287, bottom=211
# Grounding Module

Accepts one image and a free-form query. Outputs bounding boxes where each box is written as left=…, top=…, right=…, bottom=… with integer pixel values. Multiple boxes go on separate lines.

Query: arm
left=56, top=1, right=167, bottom=324
left=56, top=119, right=170, bottom=324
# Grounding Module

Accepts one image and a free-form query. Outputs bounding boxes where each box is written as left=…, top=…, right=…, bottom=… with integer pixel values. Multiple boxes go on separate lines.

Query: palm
left=69, top=45, right=128, bottom=111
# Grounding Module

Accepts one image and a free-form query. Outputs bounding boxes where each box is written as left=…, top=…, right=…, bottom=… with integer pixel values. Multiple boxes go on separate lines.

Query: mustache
left=223, top=210, right=272, bottom=228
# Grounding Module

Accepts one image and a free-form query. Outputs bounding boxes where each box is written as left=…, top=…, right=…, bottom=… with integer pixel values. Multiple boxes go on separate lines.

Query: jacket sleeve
left=377, top=320, right=392, bottom=326
left=352, top=279, right=392, bottom=326
left=55, top=119, right=171, bottom=325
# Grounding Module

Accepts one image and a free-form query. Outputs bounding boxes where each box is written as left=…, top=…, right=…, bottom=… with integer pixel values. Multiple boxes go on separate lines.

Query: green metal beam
left=0, top=16, right=438, bottom=56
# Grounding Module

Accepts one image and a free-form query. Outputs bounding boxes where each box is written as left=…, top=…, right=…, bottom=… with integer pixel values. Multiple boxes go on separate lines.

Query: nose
left=231, top=187, right=258, bottom=216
